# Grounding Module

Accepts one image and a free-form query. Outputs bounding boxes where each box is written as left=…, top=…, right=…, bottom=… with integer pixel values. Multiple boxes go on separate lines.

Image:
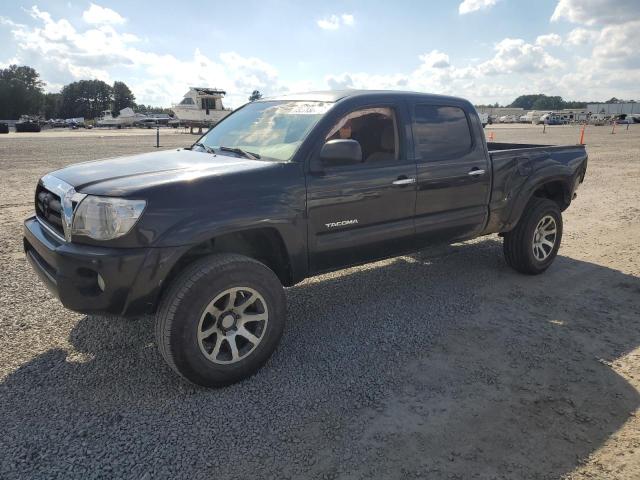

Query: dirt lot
left=0, top=124, right=639, bottom=479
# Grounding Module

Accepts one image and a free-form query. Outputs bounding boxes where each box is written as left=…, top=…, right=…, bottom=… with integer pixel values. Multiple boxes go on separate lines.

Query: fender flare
left=505, top=175, right=573, bottom=231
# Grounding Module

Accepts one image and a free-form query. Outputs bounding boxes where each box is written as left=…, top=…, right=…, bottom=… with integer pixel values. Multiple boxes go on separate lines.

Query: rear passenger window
left=413, top=105, right=472, bottom=160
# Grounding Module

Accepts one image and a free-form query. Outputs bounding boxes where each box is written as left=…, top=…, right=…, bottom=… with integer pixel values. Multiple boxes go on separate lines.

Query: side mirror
left=318, top=139, right=363, bottom=168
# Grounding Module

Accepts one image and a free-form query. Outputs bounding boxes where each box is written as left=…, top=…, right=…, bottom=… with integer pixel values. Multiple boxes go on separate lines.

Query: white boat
left=529, top=111, right=551, bottom=125
left=172, top=87, right=231, bottom=126
left=498, top=115, right=517, bottom=123
left=96, top=107, right=148, bottom=127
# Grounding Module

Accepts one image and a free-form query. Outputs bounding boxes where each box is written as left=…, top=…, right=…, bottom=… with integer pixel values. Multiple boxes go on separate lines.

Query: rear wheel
left=155, top=254, right=286, bottom=387
left=503, top=197, right=563, bottom=275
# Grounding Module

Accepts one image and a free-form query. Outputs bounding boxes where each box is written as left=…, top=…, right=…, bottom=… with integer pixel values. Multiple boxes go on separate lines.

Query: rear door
left=411, top=102, right=491, bottom=244
left=306, top=102, right=417, bottom=273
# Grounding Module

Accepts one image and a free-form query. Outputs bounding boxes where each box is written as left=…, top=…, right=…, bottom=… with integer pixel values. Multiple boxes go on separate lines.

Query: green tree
left=509, top=94, right=587, bottom=111
left=42, top=92, right=62, bottom=119
left=249, top=90, right=263, bottom=102
left=112, top=81, right=135, bottom=113
left=60, top=80, right=113, bottom=119
left=563, top=100, right=587, bottom=109
left=474, top=102, right=503, bottom=108
left=0, top=65, right=45, bottom=119
left=531, top=95, right=564, bottom=110
left=509, top=94, right=547, bottom=110
left=136, top=104, right=174, bottom=115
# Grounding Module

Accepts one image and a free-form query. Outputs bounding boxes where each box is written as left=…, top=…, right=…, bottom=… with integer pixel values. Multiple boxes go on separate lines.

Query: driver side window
left=325, top=107, right=399, bottom=163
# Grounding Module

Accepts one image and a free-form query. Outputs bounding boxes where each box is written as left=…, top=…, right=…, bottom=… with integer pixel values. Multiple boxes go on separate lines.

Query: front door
left=306, top=104, right=417, bottom=273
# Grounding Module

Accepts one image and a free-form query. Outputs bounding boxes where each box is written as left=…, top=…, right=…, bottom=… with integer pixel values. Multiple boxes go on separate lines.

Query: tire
left=155, top=253, right=286, bottom=387
left=503, top=197, right=563, bottom=275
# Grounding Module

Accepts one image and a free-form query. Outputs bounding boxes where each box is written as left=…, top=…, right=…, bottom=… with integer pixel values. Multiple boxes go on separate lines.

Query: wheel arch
left=505, top=176, right=572, bottom=232
left=157, top=227, right=295, bottom=311
left=530, top=179, right=572, bottom=211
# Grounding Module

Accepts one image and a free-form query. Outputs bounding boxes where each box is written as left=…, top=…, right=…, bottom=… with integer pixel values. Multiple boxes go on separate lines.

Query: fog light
left=97, top=274, right=105, bottom=292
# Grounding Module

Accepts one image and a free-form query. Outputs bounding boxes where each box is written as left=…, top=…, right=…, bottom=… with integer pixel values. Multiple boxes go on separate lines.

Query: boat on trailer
left=171, top=87, right=231, bottom=130
left=96, top=107, right=148, bottom=128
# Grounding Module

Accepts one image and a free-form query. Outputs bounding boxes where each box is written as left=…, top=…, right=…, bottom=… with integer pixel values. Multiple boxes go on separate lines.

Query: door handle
left=468, top=169, right=486, bottom=176
left=392, top=177, right=416, bottom=186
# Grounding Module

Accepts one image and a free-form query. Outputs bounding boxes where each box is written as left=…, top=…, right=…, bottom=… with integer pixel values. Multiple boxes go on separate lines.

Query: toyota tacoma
left=23, top=90, right=588, bottom=387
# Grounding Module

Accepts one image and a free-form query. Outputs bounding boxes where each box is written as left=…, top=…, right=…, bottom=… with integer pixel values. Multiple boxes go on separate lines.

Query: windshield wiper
left=219, top=146, right=261, bottom=160
left=192, top=142, right=215, bottom=154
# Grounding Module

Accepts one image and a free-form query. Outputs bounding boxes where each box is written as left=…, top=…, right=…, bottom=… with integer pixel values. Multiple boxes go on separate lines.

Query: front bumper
left=23, top=216, right=185, bottom=315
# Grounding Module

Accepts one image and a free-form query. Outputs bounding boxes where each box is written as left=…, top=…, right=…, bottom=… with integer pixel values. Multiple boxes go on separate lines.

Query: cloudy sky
left=1, top=0, right=639, bottom=108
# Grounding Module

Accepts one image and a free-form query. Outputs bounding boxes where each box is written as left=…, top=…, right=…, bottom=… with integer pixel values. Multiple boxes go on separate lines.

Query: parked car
left=47, top=119, right=67, bottom=128
left=23, top=90, right=588, bottom=387
left=543, top=114, right=563, bottom=126
left=0, top=122, right=9, bottom=134
left=498, top=115, right=518, bottom=123
left=15, top=116, right=41, bottom=132
left=612, top=114, right=633, bottom=124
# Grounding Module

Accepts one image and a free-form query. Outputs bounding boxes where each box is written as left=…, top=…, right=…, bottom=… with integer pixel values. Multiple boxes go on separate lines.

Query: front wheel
left=503, top=198, right=563, bottom=275
left=155, top=254, right=286, bottom=387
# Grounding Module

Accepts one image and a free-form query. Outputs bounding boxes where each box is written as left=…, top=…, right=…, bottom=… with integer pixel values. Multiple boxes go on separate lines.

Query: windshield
left=197, top=100, right=334, bottom=162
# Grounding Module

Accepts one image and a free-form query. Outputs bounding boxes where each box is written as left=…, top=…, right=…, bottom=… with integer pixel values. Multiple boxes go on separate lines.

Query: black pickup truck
left=23, top=90, right=587, bottom=386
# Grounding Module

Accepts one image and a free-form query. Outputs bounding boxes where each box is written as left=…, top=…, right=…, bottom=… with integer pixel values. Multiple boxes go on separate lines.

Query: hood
left=50, top=149, right=272, bottom=196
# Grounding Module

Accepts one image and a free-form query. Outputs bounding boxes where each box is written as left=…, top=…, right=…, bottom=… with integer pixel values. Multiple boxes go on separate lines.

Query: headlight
left=72, top=196, right=146, bottom=240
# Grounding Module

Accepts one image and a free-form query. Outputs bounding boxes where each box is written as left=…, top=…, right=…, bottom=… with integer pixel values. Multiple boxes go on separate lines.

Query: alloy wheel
left=197, top=287, right=269, bottom=364
left=532, top=215, right=557, bottom=261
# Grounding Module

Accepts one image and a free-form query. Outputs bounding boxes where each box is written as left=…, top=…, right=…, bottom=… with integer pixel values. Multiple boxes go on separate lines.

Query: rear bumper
left=23, top=216, right=186, bottom=315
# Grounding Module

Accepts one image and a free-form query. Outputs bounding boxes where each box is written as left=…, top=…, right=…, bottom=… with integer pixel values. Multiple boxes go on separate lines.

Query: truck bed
left=482, top=141, right=588, bottom=235
left=487, top=141, right=587, bottom=172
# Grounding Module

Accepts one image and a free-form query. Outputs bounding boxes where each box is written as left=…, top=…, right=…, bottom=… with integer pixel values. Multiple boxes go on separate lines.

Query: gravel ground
left=0, top=125, right=639, bottom=479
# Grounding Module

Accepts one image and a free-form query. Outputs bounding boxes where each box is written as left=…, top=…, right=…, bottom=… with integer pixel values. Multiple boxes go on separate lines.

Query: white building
left=587, top=102, right=639, bottom=115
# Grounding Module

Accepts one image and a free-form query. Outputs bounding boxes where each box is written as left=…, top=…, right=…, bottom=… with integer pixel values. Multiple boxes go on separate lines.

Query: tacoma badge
left=325, top=219, right=359, bottom=228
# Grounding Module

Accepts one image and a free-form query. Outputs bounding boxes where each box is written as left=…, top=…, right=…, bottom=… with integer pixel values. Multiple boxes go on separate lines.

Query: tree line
left=507, top=94, right=587, bottom=110
left=0, top=64, right=170, bottom=120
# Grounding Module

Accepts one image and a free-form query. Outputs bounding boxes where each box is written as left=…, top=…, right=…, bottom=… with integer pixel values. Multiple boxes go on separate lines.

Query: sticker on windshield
left=284, top=102, right=333, bottom=115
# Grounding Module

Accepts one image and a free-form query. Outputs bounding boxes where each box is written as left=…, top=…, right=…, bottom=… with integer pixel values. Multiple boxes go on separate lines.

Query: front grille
left=35, top=184, right=65, bottom=238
